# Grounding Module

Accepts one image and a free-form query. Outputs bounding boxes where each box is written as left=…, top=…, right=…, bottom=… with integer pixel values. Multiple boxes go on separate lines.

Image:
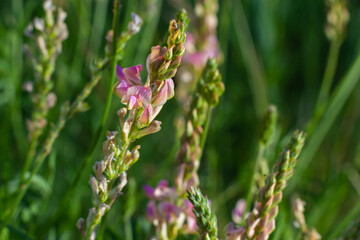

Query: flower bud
left=86, top=207, right=96, bottom=228
left=89, top=175, right=99, bottom=195
left=93, top=161, right=105, bottom=179
left=98, top=175, right=108, bottom=194
left=76, top=218, right=85, bottom=236
left=136, top=120, right=162, bottom=139
left=258, top=105, right=278, bottom=146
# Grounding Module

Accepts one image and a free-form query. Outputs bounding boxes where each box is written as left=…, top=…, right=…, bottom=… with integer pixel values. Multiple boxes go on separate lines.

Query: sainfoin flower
left=183, top=34, right=219, bottom=69
left=113, top=64, right=175, bottom=124
left=144, top=180, right=197, bottom=235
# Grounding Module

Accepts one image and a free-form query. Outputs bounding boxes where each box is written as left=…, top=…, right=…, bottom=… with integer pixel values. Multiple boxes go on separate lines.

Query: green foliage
left=0, top=0, right=360, bottom=239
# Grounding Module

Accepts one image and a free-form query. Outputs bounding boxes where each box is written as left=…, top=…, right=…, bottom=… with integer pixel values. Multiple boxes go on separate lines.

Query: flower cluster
left=176, top=0, right=220, bottom=117
left=144, top=59, right=224, bottom=239
left=226, top=130, right=306, bottom=240
left=182, top=0, right=220, bottom=70
left=325, top=0, right=349, bottom=41
left=292, top=198, right=321, bottom=240
left=175, top=59, right=224, bottom=195
left=24, top=0, right=68, bottom=139
left=187, top=187, right=218, bottom=240
left=144, top=181, right=197, bottom=239
left=77, top=10, right=189, bottom=240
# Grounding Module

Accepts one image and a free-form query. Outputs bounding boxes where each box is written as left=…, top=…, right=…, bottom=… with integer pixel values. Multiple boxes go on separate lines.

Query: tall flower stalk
left=1, top=0, right=68, bottom=229
left=246, top=105, right=278, bottom=212
left=144, top=58, right=224, bottom=240
left=77, top=10, right=189, bottom=239
left=21, top=0, right=68, bottom=187
left=226, top=130, right=306, bottom=240
left=49, top=7, right=142, bottom=224
left=307, top=0, right=349, bottom=133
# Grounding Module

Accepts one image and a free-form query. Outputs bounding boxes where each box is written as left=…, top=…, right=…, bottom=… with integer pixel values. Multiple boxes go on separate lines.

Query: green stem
left=1, top=110, right=66, bottom=231
left=307, top=40, right=342, bottom=134
left=326, top=199, right=360, bottom=239
left=289, top=50, right=360, bottom=192
left=245, top=143, right=265, bottom=212
left=124, top=216, right=133, bottom=240
left=231, top=0, right=268, bottom=117
left=200, top=107, right=213, bottom=152
left=53, top=0, right=121, bottom=223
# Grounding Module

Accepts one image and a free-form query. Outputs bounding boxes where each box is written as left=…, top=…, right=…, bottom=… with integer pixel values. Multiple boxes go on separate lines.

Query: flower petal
left=143, top=185, right=155, bottom=199
left=116, top=65, right=143, bottom=86
left=126, top=86, right=152, bottom=107
left=113, top=80, right=129, bottom=101
left=138, top=104, right=153, bottom=125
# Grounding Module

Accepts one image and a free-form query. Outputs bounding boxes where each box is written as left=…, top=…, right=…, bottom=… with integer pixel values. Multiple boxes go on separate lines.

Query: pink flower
left=226, top=222, right=245, bottom=240
left=146, top=45, right=167, bottom=75
left=232, top=199, right=246, bottom=224
left=138, top=104, right=164, bottom=125
left=183, top=34, right=219, bottom=69
left=158, top=202, right=181, bottom=223
left=143, top=180, right=177, bottom=201
left=151, top=79, right=175, bottom=106
left=145, top=200, right=181, bottom=225
left=181, top=199, right=197, bottom=234
left=113, top=65, right=151, bottom=109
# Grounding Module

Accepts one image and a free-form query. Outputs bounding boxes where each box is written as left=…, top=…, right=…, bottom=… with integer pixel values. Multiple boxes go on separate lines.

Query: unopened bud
left=46, top=92, right=57, bottom=109
left=98, top=175, right=108, bottom=194
left=34, top=17, right=45, bottom=31
left=106, top=130, right=118, bottom=140
left=22, top=81, right=33, bottom=93
left=86, top=208, right=96, bottom=228
left=128, top=12, right=142, bottom=34
left=76, top=218, right=85, bottom=235
left=93, top=161, right=105, bottom=179
left=165, top=46, right=174, bottom=60
left=89, top=175, right=99, bottom=195
left=135, top=120, right=162, bottom=139
left=258, top=105, right=278, bottom=146
left=117, top=107, right=127, bottom=119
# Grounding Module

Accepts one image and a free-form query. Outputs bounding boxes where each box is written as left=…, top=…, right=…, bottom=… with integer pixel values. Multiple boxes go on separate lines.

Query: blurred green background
left=1, top=0, right=360, bottom=239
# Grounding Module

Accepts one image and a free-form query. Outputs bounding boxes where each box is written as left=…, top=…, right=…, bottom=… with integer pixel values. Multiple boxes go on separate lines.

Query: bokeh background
left=1, top=0, right=360, bottom=239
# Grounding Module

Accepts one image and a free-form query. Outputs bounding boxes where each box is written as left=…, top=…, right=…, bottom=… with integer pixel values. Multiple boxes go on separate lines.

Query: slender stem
left=307, top=40, right=342, bottom=134
left=52, top=0, right=121, bottom=223
left=231, top=0, right=268, bottom=117
left=326, top=199, right=360, bottom=239
left=200, top=107, right=213, bottom=152
left=124, top=216, right=133, bottom=240
left=245, top=143, right=265, bottom=212
left=1, top=110, right=66, bottom=230
left=289, top=50, right=360, bottom=192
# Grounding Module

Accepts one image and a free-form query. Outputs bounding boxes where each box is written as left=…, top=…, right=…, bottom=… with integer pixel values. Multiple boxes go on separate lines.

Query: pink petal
left=157, top=180, right=168, bottom=188
left=143, top=185, right=155, bottom=199
left=146, top=201, right=157, bottom=221
left=138, top=104, right=153, bottom=125
left=150, top=105, right=163, bottom=122
left=128, top=96, right=138, bottom=109
left=165, top=79, right=174, bottom=99
left=126, top=86, right=152, bottom=107
left=123, top=65, right=143, bottom=85
left=116, top=65, right=143, bottom=86
left=113, top=80, right=129, bottom=100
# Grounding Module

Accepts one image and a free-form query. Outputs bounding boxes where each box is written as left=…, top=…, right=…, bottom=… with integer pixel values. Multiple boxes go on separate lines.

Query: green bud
left=258, top=105, right=278, bottom=146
